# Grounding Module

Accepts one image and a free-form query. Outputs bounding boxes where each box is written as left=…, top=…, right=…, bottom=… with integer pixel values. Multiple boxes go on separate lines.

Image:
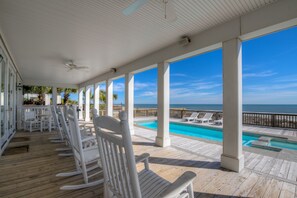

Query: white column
left=78, top=88, right=84, bottom=120
left=221, top=38, right=244, bottom=172
left=85, top=86, right=91, bottom=121
left=125, top=73, right=134, bottom=135
left=94, top=83, right=100, bottom=115
left=106, top=80, right=113, bottom=116
left=156, top=62, right=170, bottom=147
left=52, top=87, right=57, bottom=106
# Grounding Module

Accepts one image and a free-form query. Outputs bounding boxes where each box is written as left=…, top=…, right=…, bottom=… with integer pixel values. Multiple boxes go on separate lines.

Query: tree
left=23, top=85, right=52, bottom=105
left=98, top=90, right=117, bottom=103
left=57, top=88, right=77, bottom=104
left=86, top=90, right=117, bottom=104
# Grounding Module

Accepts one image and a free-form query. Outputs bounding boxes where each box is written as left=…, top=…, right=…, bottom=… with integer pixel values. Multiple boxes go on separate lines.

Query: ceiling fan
left=64, top=60, right=89, bottom=72
left=123, top=0, right=177, bottom=21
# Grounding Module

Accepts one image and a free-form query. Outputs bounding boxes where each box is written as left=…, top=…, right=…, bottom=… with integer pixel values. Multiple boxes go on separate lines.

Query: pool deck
left=0, top=130, right=296, bottom=197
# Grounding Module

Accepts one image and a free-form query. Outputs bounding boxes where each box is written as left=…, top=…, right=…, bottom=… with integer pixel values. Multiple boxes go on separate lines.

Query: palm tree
left=99, top=90, right=117, bottom=103
left=57, top=88, right=77, bottom=104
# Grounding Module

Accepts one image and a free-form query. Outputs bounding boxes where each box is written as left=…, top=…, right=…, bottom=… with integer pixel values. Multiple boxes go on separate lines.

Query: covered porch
left=1, top=0, right=297, bottom=197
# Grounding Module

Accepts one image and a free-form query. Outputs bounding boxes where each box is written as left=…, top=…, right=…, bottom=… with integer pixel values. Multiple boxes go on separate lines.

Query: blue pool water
left=136, top=121, right=297, bottom=151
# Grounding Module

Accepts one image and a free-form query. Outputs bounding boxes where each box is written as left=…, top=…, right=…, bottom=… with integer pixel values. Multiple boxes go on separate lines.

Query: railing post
left=271, top=114, right=275, bottom=127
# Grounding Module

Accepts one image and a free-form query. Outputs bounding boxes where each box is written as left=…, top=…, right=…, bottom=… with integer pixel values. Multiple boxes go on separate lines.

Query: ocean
left=133, top=104, right=297, bottom=114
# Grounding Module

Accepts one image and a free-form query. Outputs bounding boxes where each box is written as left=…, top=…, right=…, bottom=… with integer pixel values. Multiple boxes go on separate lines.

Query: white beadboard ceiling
left=0, top=0, right=278, bottom=85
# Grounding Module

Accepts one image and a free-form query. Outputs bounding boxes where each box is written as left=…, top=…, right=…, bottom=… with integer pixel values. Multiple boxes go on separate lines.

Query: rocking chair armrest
left=135, top=153, right=150, bottom=170
left=158, top=171, right=196, bottom=198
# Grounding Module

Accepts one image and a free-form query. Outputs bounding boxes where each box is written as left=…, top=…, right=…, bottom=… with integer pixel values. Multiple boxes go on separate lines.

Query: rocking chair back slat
left=94, top=112, right=141, bottom=198
left=50, top=106, right=63, bottom=139
left=67, top=108, right=84, bottom=164
left=56, top=107, right=71, bottom=144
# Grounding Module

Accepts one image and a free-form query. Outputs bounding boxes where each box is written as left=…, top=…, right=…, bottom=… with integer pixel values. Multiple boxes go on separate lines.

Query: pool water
left=136, top=121, right=297, bottom=151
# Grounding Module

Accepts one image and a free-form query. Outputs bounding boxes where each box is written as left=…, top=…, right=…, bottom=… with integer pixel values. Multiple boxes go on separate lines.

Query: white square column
left=94, top=83, right=100, bottom=115
left=125, top=73, right=134, bottom=135
left=106, top=80, right=113, bottom=116
left=52, top=87, right=57, bottom=106
left=85, top=86, right=91, bottom=121
left=155, top=62, right=170, bottom=147
left=78, top=88, right=84, bottom=120
left=221, top=38, right=244, bottom=172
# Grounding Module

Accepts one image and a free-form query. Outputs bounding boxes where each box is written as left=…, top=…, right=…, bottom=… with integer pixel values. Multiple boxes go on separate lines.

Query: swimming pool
left=136, top=121, right=297, bottom=151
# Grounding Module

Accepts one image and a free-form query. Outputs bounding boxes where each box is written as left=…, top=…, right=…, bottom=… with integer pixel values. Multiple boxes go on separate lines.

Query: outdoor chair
left=183, top=112, right=199, bottom=122
left=94, top=111, right=196, bottom=198
left=56, top=107, right=103, bottom=190
left=48, top=105, right=64, bottom=143
left=214, top=118, right=223, bottom=125
left=195, top=113, right=213, bottom=123
left=23, top=111, right=42, bottom=132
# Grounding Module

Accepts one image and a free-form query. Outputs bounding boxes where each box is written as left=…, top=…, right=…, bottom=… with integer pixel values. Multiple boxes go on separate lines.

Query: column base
left=221, top=154, right=244, bottom=172
left=155, top=136, right=171, bottom=147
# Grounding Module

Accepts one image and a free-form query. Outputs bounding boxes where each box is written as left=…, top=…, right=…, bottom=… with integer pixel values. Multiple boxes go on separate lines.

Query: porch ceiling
left=0, top=0, right=277, bottom=85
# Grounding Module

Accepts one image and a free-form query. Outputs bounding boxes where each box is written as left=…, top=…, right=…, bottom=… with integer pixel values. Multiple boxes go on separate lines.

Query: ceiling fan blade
left=123, top=0, right=150, bottom=16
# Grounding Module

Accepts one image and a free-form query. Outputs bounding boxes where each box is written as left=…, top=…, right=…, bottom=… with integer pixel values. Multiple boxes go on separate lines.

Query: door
left=7, top=67, right=16, bottom=136
left=0, top=58, right=6, bottom=146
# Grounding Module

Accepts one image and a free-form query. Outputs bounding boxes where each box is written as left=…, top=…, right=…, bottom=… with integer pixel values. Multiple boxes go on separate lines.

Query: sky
left=70, top=26, right=297, bottom=105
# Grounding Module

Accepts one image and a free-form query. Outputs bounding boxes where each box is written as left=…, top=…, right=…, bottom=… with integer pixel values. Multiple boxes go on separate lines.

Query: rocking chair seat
left=139, top=169, right=170, bottom=198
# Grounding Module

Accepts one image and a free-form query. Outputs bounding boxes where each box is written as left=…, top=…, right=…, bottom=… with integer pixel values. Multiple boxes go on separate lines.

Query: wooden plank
left=262, top=178, right=283, bottom=198
left=232, top=173, right=260, bottom=197
left=279, top=182, right=296, bottom=198
left=247, top=175, right=272, bottom=197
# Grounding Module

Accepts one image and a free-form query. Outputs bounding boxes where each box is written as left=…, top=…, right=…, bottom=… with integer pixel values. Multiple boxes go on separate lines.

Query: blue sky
left=70, top=26, right=297, bottom=104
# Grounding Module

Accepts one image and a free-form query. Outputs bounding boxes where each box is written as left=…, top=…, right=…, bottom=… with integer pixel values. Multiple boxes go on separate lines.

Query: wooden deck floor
left=0, top=131, right=297, bottom=198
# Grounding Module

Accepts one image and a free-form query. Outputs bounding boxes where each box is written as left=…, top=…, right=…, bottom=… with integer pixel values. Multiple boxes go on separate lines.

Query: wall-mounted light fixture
left=111, top=68, right=117, bottom=73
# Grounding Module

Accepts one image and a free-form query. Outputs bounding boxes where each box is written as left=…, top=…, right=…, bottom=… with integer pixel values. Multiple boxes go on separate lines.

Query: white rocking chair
left=54, top=107, right=74, bottom=156
left=94, top=111, right=196, bottom=198
left=56, top=107, right=103, bottom=190
left=48, top=105, right=64, bottom=143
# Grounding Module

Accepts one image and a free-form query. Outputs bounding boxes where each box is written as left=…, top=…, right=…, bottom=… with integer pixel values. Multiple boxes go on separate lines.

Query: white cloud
left=243, top=70, right=277, bottom=78
left=134, top=82, right=156, bottom=90
left=245, top=83, right=297, bottom=92
left=191, top=82, right=221, bottom=90
left=139, top=91, right=157, bottom=97
left=113, top=83, right=125, bottom=92
left=171, top=73, right=187, bottom=77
